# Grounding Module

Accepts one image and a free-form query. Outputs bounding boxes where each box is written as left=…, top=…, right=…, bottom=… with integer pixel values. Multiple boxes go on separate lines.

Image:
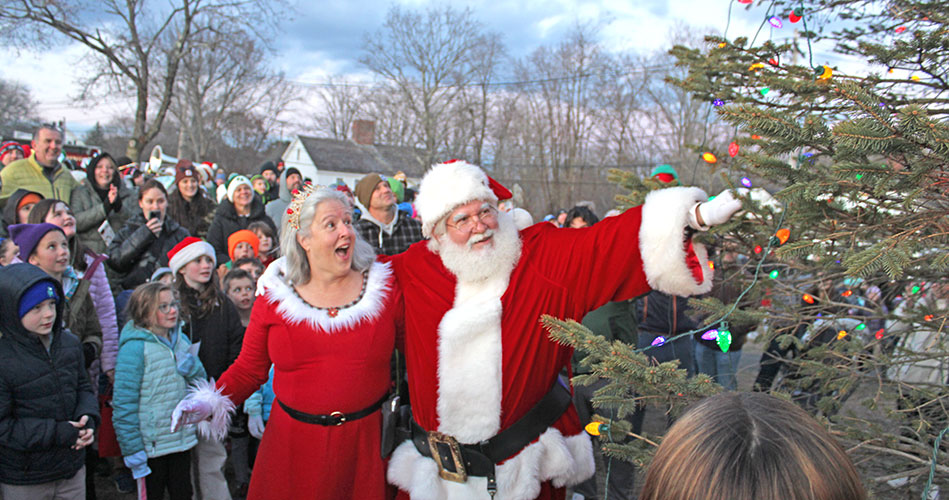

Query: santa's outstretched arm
left=638, top=186, right=743, bottom=297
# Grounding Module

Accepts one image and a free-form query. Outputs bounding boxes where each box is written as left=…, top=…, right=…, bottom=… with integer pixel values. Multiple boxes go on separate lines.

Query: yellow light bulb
left=584, top=421, right=602, bottom=436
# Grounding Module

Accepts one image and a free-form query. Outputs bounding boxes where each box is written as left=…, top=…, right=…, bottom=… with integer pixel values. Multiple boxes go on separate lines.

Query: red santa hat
left=415, top=159, right=511, bottom=237
left=167, top=237, right=216, bottom=275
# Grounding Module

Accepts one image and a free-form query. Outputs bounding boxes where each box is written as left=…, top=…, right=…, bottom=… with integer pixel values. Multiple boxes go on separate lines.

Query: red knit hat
left=167, top=237, right=216, bottom=275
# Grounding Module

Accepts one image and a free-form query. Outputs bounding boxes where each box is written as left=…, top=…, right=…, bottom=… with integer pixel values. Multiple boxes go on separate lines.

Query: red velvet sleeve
left=215, top=296, right=275, bottom=406
left=522, top=207, right=652, bottom=317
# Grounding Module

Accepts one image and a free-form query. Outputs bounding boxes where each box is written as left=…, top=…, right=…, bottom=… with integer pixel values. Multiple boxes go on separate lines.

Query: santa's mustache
left=467, top=229, right=494, bottom=248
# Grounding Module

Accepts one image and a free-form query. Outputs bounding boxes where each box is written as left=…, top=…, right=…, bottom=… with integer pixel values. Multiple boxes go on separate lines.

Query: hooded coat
left=206, top=196, right=276, bottom=265
left=264, top=168, right=293, bottom=230
left=107, top=212, right=190, bottom=290
left=0, top=264, right=99, bottom=485
left=0, top=188, right=43, bottom=237
left=113, top=320, right=206, bottom=460
left=70, top=156, right=137, bottom=254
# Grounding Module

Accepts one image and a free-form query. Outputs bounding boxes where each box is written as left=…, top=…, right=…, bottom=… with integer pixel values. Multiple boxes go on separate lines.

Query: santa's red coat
left=385, top=186, right=713, bottom=500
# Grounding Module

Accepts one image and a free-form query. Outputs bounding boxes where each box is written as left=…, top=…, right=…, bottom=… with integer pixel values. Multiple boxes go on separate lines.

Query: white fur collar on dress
left=259, top=257, right=392, bottom=333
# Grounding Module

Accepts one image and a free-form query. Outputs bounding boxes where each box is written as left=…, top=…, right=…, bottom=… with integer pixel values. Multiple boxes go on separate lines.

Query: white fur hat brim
left=415, top=160, right=497, bottom=237
left=168, top=240, right=216, bottom=276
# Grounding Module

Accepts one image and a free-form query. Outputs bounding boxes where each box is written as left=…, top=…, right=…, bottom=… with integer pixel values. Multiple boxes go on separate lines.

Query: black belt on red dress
left=278, top=392, right=389, bottom=426
left=411, top=376, right=572, bottom=480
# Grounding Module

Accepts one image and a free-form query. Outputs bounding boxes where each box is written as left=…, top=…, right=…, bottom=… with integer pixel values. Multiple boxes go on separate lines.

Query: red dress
left=216, top=261, right=399, bottom=500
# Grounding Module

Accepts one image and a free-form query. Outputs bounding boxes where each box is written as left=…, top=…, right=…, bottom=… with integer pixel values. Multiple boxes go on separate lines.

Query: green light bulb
left=769, top=270, right=779, bottom=279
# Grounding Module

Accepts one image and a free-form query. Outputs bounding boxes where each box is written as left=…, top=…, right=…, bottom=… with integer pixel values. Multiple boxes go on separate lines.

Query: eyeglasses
left=445, top=206, right=498, bottom=233
left=157, top=302, right=180, bottom=313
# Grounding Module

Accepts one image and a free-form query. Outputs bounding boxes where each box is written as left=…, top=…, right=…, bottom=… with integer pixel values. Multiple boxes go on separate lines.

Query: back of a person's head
left=641, top=392, right=866, bottom=500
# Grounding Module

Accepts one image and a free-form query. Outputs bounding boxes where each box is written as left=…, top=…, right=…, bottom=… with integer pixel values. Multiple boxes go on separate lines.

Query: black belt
left=278, top=392, right=389, bottom=426
left=411, top=376, right=572, bottom=489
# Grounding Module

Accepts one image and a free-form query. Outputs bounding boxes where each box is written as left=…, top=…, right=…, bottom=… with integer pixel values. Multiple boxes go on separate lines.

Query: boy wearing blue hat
left=0, top=263, right=99, bottom=499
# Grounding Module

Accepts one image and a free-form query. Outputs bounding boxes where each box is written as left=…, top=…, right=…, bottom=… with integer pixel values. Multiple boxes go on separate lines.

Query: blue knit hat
left=18, top=279, right=60, bottom=319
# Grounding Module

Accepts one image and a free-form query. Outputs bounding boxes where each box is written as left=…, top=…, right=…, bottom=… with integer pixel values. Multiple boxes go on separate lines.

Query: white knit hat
left=167, top=237, right=217, bottom=275
left=415, top=160, right=498, bottom=237
left=226, top=175, right=253, bottom=203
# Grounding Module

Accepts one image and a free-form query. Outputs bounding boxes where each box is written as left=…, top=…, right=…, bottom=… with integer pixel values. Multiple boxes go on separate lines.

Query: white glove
left=248, top=414, right=266, bottom=439
left=170, top=399, right=212, bottom=432
left=690, top=188, right=747, bottom=230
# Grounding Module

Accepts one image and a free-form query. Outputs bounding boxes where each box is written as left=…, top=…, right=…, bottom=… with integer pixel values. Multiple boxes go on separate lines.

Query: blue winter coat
left=244, top=365, right=275, bottom=421
left=0, top=264, right=99, bottom=485
left=113, top=321, right=206, bottom=459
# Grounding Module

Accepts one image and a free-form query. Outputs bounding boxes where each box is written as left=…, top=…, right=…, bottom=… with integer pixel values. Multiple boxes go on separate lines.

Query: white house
left=281, top=121, right=427, bottom=188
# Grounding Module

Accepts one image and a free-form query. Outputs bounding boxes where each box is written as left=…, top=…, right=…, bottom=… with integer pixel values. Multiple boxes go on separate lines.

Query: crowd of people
left=0, top=123, right=893, bottom=500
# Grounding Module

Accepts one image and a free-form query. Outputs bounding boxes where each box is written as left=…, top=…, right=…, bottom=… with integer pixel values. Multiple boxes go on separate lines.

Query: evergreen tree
left=84, top=121, right=106, bottom=147
left=547, top=0, right=949, bottom=495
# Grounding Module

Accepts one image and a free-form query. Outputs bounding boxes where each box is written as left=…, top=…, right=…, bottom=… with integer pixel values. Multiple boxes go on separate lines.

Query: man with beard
left=354, top=173, right=424, bottom=255
left=383, top=160, right=742, bottom=500
left=264, top=167, right=303, bottom=229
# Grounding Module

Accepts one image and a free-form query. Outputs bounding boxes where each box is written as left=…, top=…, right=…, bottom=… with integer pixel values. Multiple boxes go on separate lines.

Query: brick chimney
left=351, top=120, right=375, bottom=146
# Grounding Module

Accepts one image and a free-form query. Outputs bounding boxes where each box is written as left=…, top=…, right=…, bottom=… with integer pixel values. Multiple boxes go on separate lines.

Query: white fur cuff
left=639, top=187, right=714, bottom=297
left=188, top=378, right=235, bottom=442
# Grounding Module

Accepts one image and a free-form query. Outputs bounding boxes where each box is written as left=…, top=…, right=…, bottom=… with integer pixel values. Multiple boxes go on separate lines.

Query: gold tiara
left=285, top=183, right=325, bottom=231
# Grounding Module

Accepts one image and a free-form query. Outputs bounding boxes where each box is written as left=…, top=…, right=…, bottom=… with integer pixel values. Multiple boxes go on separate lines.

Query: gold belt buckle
left=427, top=431, right=467, bottom=483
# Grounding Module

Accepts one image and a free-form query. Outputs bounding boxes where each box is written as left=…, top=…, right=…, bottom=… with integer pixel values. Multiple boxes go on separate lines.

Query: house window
left=296, top=148, right=300, bottom=160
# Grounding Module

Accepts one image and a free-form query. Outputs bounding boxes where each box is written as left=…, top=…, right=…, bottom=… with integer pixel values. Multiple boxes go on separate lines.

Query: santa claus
left=382, top=160, right=742, bottom=500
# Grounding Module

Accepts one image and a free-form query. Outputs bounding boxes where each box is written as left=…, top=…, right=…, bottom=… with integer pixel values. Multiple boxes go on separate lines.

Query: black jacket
left=634, top=290, right=702, bottom=337
left=180, top=286, right=244, bottom=380
left=107, top=212, right=190, bottom=290
left=0, top=264, right=99, bottom=485
left=206, top=196, right=276, bottom=265
left=166, top=187, right=216, bottom=239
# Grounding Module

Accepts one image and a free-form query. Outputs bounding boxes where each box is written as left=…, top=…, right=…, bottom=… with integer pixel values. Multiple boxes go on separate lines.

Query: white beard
left=430, top=211, right=522, bottom=283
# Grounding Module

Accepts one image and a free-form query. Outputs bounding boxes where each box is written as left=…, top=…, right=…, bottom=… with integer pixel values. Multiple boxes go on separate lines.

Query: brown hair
left=175, top=265, right=223, bottom=320
left=28, top=198, right=88, bottom=272
left=126, top=282, right=175, bottom=329
left=138, top=178, right=168, bottom=201
left=641, top=392, right=867, bottom=500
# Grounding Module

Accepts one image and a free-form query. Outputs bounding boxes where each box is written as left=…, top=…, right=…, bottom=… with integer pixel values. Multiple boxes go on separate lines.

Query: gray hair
left=280, top=188, right=375, bottom=285
left=33, top=123, right=63, bottom=141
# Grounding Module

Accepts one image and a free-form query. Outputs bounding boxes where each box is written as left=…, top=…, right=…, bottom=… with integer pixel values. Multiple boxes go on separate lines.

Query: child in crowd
left=233, top=257, right=265, bottom=284
left=224, top=268, right=255, bottom=328
left=168, top=237, right=243, bottom=500
left=228, top=229, right=259, bottom=264
left=0, top=263, right=99, bottom=500
left=640, top=391, right=867, bottom=500
left=223, top=268, right=256, bottom=496
left=247, top=221, right=277, bottom=267
left=0, top=237, right=18, bottom=265
left=9, top=224, right=103, bottom=370
left=113, top=282, right=206, bottom=500
left=1, top=189, right=43, bottom=236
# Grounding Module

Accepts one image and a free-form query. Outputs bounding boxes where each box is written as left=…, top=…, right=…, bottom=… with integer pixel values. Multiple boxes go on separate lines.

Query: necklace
left=293, top=270, right=369, bottom=318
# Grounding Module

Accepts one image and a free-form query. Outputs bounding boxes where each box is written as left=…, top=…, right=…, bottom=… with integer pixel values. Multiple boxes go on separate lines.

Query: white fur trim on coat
left=639, top=186, right=714, bottom=297
left=435, top=275, right=508, bottom=441
left=262, top=260, right=392, bottom=333
left=187, top=378, right=235, bottom=442
left=387, top=428, right=595, bottom=500
left=415, top=161, right=498, bottom=238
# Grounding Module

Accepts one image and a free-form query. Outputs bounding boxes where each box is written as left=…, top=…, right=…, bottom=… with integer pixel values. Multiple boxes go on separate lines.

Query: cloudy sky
left=3, top=0, right=847, bottom=137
